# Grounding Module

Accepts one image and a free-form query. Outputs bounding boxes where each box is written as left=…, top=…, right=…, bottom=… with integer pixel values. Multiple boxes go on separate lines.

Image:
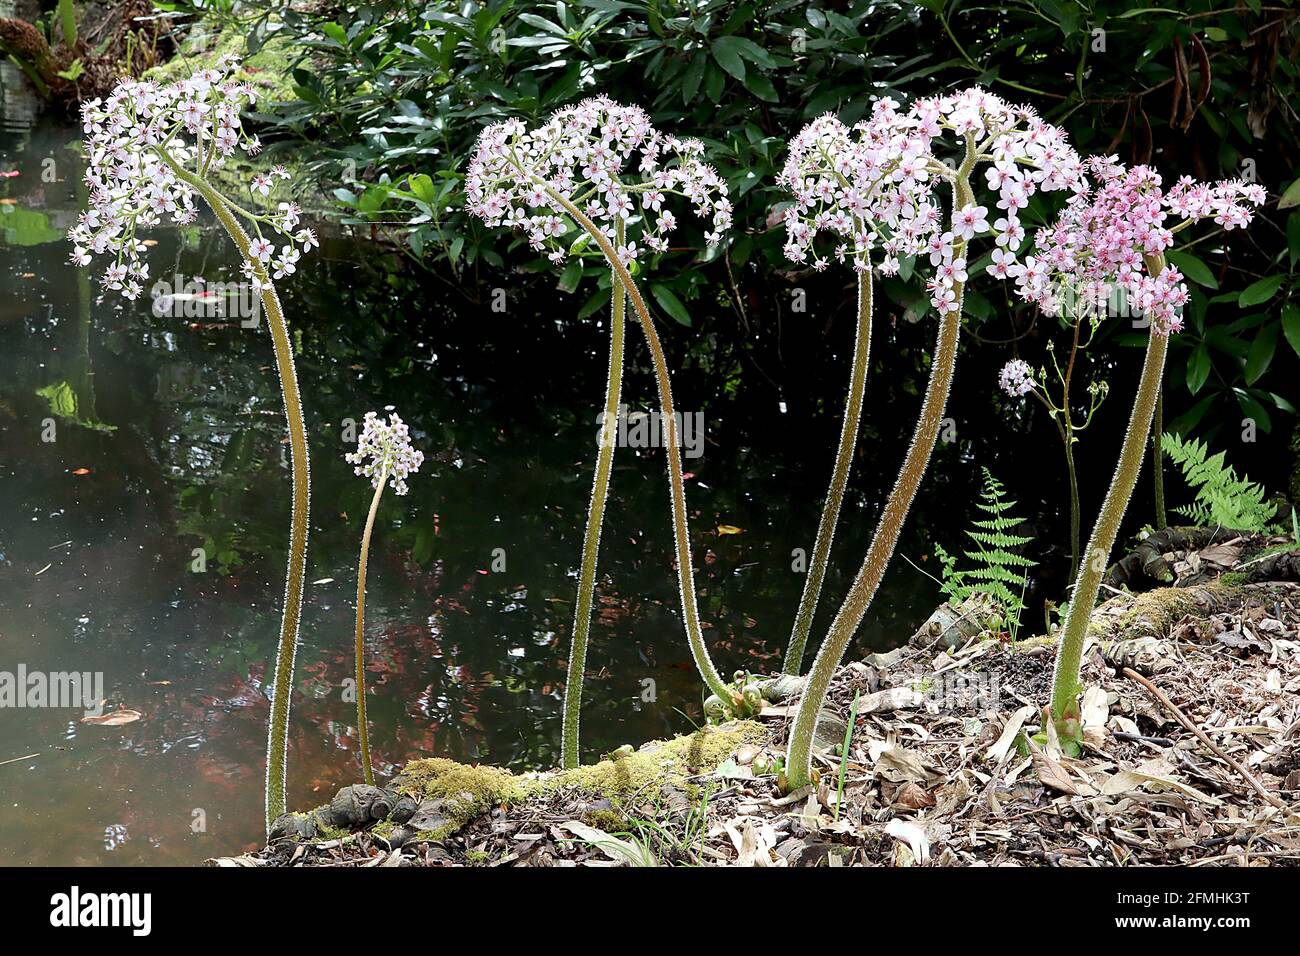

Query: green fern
left=936, top=468, right=1036, bottom=618
left=1160, top=433, right=1278, bottom=533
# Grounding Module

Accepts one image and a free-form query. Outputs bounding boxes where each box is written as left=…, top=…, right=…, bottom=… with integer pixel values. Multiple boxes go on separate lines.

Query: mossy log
left=1104, top=525, right=1256, bottom=592
left=249, top=721, right=767, bottom=857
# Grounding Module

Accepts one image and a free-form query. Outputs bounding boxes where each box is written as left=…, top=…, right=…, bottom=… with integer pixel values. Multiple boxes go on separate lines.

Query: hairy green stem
left=782, top=268, right=873, bottom=675
left=546, top=187, right=731, bottom=704
left=354, top=471, right=388, bottom=786
left=1064, top=434, right=1082, bottom=581
left=1152, top=382, right=1167, bottom=529
left=162, top=152, right=311, bottom=831
left=561, top=262, right=627, bottom=769
left=1050, top=253, right=1170, bottom=722
left=784, top=173, right=974, bottom=790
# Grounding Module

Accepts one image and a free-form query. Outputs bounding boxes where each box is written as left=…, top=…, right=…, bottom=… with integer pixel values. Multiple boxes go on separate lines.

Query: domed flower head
left=998, top=358, right=1036, bottom=398
left=67, top=56, right=315, bottom=299
left=345, top=412, right=424, bottom=496
left=778, top=88, right=1085, bottom=312
left=1016, top=157, right=1264, bottom=335
left=464, top=97, right=732, bottom=266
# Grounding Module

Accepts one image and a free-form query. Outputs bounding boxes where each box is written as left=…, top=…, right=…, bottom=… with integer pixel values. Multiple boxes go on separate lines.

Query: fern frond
left=1161, top=433, right=1278, bottom=533
left=937, top=468, right=1036, bottom=623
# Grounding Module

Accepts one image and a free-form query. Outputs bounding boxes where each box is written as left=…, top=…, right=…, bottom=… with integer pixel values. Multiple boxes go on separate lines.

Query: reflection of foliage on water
left=2, top=204, right=61, bottom=244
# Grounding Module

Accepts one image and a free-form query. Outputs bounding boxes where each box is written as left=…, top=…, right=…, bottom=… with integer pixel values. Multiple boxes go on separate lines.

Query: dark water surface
left=1, top=117, right=1140, bottom=865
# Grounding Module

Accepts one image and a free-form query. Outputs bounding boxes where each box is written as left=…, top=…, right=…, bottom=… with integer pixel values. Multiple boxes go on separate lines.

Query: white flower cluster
left=68, top=56, right=319, bottom=300
left=345, top=412, right=424, bottom=496
left=465, top=96, right=732, bottom=266
left=779, top=88, right=1085, bottom=314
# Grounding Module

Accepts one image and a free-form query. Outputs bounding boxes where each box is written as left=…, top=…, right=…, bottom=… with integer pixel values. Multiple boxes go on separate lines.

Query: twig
left=1122, top=667, right=1286, bottom=810
left=0, top=752, right=40, bottom=768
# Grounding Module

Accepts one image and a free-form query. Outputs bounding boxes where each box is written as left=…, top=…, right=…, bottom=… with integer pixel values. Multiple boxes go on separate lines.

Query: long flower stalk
left=548, top=189, right=732, bottom=704
left=562, top=240, right=628, bottom=769
left=1019, top=159, right=1262, bottom=731
left=1152, top=382, right=1168, bottom=529
left=466, top=101, right=737, bottom=714
left=1050, top=253, right=1169, bottom=720
left=353, top=470, right=386, bottom=785
left=344, top=411, right=423, bottom=785
left=71, top=62, right=330, bottom=831
left=784, top=175, right=972, bottom=790
left=782, top=267, right=872, bottom=675
left=162, top=158, right=311, bottom=827
left=778, top=89, right=1086, bottom=790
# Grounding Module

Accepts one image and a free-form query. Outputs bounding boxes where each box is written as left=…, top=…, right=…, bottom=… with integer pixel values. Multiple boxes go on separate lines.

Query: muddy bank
left=214, top=542, right=1300, bottom=867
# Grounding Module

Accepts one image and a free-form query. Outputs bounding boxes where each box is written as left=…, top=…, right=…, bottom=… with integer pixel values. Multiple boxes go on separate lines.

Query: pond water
left=1, top=118, right=1132, bottom=865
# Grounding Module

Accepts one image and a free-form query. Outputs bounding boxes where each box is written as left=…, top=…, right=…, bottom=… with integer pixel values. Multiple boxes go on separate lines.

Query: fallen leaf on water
left=81, top=709, right=143, bottom=726
left=71, top=468, right=92, bottom=476
left=716, top=524, right=744, bottom=535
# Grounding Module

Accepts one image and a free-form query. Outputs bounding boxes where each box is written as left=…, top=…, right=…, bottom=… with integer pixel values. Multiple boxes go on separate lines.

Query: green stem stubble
left=782, top=268, right=873, bottom=675
left=546, top=188, right=732, bottom=704
left=1050, top=253, right=1170, bottom=721
left=784, top=174, right=974, bottom=790
left=561, top=261, right=627, bottom=769
left=354, top=471, right=388, bottom=786
left=163, top=153, right=311, bottom=831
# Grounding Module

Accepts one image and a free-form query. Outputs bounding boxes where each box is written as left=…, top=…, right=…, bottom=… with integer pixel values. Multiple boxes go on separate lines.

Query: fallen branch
left=1121, top=666, right=1286, bottom=810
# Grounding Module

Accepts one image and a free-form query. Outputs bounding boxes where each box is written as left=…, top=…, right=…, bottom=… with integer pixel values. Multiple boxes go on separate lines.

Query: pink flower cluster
left=464, top=97, right=732, bottom=266
left=998, top=358, right=1036, bottom=397
left=68, top=57, right=317, bottom=300
left=1017, top=157, right=1263, bottom=335
left=778, top=88, right=1085, bottom=314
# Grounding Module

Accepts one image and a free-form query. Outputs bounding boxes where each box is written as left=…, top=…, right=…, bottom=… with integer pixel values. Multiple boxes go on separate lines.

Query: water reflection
left=0, top=118, right=1051, bottom=865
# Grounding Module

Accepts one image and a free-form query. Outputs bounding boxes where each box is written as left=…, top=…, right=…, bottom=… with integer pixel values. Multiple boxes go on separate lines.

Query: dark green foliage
left=935, top=469, right=1035, bottom=616
left=168, top=0, right=1300, bottom=444
left=1161, top=432, right=1278, bottom=532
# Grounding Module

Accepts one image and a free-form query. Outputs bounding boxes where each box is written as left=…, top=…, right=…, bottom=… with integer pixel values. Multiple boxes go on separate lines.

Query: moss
left=1010, top=634, right=1058, bottom=652
left=278, top=721, right=763, bottom=847
left=582, top=807, right=627, bottom=832
left=391, top=758, right=524, bottom=841
left=1115, top=588, right=1199, bottom=629
left=464, top=849, right=492, bottom=866
left=143, top=19, right=298, bottom=102
left=546, top=721, right=765, bottom=799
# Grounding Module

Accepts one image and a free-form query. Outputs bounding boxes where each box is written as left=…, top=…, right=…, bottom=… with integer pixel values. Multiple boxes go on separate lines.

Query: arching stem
left=161, top=152, right=312, bottom=831
left=1050, top=253, right=1170, bottom=724
left=784, top=171, right=973, bottom=791
left=782, top=267, right=873, bottom=675
left=561, top=239, right=627, bottom=769
left=354, top=470, right=388, bottom=786
left=545, top=187, right=732, bottom=704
